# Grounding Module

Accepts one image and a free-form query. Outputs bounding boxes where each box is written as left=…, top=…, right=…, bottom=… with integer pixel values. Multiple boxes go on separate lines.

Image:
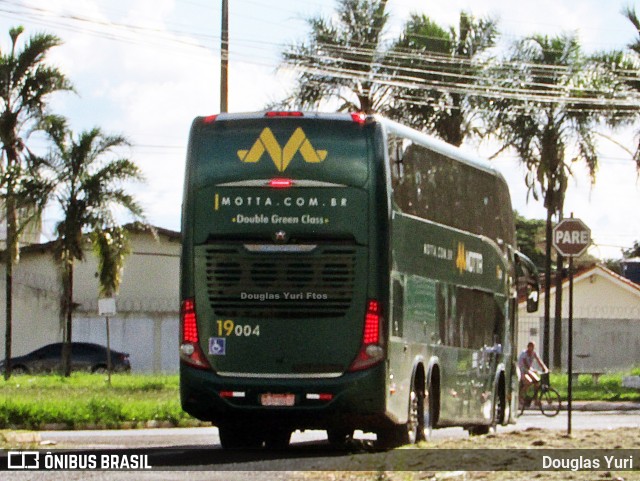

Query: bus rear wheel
left=377, top=381, right=426, bottom=448
left=327, top=428, right=353, bottom=448
left=468, top=424, right=490, bottom=436
left=218, top=424, right=262, bottom=449
left=263, top=428, right=291, bottom=449
left=408, top=385, right=427, bottom=444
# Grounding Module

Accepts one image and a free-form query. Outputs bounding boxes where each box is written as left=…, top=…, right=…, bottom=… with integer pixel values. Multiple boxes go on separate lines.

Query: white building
left=518, top=264, right=640, bottom=373
left=0, top=226, right=180, bottom=373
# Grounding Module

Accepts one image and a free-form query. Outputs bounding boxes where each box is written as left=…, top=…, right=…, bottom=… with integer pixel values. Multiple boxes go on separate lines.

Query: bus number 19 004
left=217, top=320, right=260, bottom=337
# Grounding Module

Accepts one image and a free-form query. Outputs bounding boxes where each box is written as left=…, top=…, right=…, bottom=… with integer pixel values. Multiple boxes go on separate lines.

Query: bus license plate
left=260, top=393, right=295, bottom=406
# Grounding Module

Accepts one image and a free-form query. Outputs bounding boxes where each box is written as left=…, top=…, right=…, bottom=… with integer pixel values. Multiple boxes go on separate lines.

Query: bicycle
left=519, top=372, right=562, bottom=417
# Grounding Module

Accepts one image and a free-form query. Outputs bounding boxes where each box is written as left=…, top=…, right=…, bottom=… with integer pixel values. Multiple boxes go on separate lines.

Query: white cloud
left=1, top=0, right=638, bottom=257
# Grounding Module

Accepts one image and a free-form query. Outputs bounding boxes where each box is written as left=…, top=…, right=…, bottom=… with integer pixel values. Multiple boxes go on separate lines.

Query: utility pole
left=220, top=0, right=229, bottom=113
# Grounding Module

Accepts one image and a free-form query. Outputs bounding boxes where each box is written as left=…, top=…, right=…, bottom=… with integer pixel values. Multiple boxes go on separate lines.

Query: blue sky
left=0, top=0, right=638, bottom=259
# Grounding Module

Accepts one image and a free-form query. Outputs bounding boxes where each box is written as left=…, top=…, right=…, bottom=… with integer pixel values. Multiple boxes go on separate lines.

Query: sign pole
left=98, top=298, right=117, bottom=387
left=551, top=214, right=590, bottom=437
left=567, top=252, right=574, bottom=435
left=106, top=315, right=112, bottom=387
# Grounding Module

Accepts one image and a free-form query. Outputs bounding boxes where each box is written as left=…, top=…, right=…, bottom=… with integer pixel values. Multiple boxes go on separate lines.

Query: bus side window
left=437, top=283, right=458, bottom=346
left=436, top=283, right=446, bottom=344
left=388, top=135, right=411, bottom=188
left=391, top=278, right=404, bottom=337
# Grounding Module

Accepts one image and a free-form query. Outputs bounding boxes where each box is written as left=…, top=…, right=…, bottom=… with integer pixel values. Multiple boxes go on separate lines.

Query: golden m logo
left=455, top=242, right=467, bottom=274
left=237, top=128, right=327, bottom=172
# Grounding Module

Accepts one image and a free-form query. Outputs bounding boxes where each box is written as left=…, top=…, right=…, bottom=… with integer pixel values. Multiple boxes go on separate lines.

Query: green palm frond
left=623, top=6, right=640, bottom=55
left=280, top=0, right=392, bottom=113
left=91, top=226, right=131, bottom=297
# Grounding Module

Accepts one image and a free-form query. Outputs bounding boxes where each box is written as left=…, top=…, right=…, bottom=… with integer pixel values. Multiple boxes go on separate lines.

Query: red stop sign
left=552, top=218, right=591, bottom=257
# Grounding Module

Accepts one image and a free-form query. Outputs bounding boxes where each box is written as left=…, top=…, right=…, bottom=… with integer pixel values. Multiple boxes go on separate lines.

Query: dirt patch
left=295, top=428, right=639, bottom=481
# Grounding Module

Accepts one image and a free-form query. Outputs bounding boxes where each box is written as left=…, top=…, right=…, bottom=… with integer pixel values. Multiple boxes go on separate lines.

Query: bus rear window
left=188, top=118, right=370, bottom=188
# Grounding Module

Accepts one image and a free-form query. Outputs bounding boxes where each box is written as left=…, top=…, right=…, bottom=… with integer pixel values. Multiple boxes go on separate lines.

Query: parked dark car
left=0, top=342, right=131, bottom=374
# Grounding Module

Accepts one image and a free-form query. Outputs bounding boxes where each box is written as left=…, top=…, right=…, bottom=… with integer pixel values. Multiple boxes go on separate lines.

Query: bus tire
left=263, top=428, right=291, bottom=450
left=408, top=378, right=427, bottom=444
left=468, top=425, right=490, bottom=436
left=327, top=428, right=353, bottom=448
left=376, top=374, right=426, bottom=448
left=376, top=425, right=408, bottom=449
left=492, top=374, right=506, bottom=429
left=218, top=424, right=262, bottom=449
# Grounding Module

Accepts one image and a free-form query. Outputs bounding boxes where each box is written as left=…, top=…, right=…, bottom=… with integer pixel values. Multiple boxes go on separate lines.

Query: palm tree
left=387, top=11, right=498, bottom=145
left=484, top=33, right=634, bottom=366
left=278, top=0, right=394, bottom=113
left=92, top=224, right=132, bottom=383
left=623, top=5, right=640, bottom=167
left=0, top=27, right=72, bottom=379
left=92, top=226, right=131, bottom=299
left=43, top=117, right=145, bottom=376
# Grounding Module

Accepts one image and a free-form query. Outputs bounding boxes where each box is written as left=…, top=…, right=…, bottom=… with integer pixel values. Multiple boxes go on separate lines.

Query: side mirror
left=515, top=252, right=540, bottom=313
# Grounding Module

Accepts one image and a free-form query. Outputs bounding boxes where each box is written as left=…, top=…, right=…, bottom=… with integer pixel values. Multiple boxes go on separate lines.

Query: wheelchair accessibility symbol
left=209, top=337, right=226, bottom=356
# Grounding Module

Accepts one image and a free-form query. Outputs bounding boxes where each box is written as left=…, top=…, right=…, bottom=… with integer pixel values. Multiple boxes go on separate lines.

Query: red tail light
left=202, top=115, right=218, bottom=124
left=363, top=300, right=380, bottom=344
left=348, top=299, right=385, bottom=372
left=180, top=298, right=211, bottom=370
left=269, top=178, right=293, bottom=188
left=351, top=112, right=367, bottom=125
left=182, top=298, right=198, bottom=343
left=265, top=111, right=304, bottom=118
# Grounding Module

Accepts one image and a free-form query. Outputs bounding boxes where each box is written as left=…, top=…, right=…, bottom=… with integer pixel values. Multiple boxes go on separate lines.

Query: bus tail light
left=348, top=300, right=385, bottom=372
left=180, top=298, right=211, bottom=370
left=202, top=115, right=218, bottom=124
left=351, top=112, right=367, bottom=125
left=265, top=111, right=304, bottom=118
left=268, top=178, right=293, bottom=188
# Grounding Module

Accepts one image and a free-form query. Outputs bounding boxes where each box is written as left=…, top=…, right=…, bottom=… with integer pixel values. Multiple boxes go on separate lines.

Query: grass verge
left=1, top=370, right=638, bottom=430
left=0, top=373, right=199, bottom=430
left=550, top=368, right=640, bottom=402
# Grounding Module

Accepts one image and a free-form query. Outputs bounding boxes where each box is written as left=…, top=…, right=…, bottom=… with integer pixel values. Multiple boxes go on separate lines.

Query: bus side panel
left=389, top=211, right=509, bottom=427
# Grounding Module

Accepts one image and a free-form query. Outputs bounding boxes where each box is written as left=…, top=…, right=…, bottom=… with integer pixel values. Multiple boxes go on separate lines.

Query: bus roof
left=196, top=111, right=507, bottom=183
left=375, top=115, right=504, bottom=180
left=197, top=111, right=365, bottom=124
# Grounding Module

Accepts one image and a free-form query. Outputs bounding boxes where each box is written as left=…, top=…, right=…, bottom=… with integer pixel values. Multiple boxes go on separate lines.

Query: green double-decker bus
left=180, top=111, right=539, bottom=448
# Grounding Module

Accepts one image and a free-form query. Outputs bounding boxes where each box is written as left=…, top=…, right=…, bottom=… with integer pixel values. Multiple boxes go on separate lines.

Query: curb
left=569, top=401, right=640, bottom=412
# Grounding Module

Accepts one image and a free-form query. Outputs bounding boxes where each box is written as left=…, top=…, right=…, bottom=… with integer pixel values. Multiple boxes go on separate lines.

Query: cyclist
left=518, top=341, right=549, bottom=407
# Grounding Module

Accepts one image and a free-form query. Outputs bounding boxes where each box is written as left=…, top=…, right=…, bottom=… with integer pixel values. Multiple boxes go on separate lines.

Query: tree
left=0, top=27, right=72, bottom=379
left=514, top=212, right=546, bottom=270
left=484, top=33, right=634, bottom=367
left=623, top=240, right=640, bottom=259
left=387, top=11, right=498, bottom=145
left=623, top=6, right=640, bottom=167
left=278, top=0, right=394, bottom=113
left=92, top=226, right=131, bottom=299
left=43, top=117, right=145, bottom=376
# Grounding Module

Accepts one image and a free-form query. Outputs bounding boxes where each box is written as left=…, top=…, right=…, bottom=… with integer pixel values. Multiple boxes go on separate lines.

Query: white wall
left=517, top=265, right=640, bottom=371
left=0, top=229, right=181, bottom=373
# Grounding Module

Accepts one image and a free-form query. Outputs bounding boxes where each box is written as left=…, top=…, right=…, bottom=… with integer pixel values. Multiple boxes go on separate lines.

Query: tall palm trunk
left=542, top=206, right=552, bottom=366
left=61, top=259, right=74, bottom=377
left=3, top=192, right=16, bottom=380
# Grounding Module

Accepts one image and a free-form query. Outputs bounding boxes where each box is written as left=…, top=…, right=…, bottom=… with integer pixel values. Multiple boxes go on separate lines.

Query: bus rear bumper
left=180, top=362, right=389, bottom=432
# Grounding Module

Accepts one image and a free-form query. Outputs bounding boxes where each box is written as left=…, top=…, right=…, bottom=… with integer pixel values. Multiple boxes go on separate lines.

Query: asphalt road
left=29, top=408, right=640, bottom=448
left=3, top=410, right=639, bottom=480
